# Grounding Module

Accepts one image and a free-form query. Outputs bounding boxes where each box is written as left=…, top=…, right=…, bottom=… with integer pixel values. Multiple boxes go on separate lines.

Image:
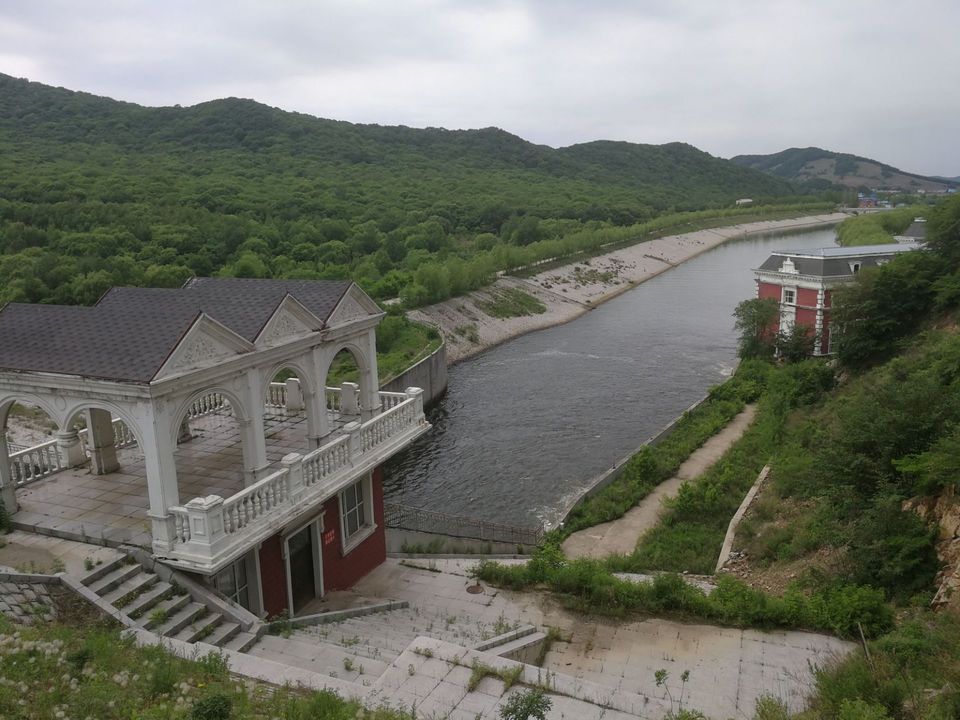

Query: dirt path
left=562, top=404, right=758, bottom=560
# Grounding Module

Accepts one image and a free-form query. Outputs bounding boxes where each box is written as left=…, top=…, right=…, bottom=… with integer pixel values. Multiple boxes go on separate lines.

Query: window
left=341, top=480, right=366, bottom=538
left=213, top=557, right=250, bottom=610
left=782, top=288, right=796, bottom=304
left=340, top=476, right=374, bottom=550
left=849, top=262, right=861, bottom=274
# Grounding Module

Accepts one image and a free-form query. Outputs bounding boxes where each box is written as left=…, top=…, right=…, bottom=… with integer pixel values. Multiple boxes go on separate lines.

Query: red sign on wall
left=323, top=530, right=336, bottom=546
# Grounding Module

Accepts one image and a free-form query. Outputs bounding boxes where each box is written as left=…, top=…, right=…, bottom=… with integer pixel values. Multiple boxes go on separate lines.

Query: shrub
left=499, top=688, right=552, bottom=720
left=190, top=690, right=233, bottom=720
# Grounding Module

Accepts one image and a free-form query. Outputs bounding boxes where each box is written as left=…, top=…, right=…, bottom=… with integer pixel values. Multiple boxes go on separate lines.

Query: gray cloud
left=1, top=0, right=957, bottom=175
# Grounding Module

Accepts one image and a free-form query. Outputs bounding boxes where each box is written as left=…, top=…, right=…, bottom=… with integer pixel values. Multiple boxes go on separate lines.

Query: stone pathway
left=321, top=558, right=854, bottom=718
left=562, top=404, right=757, bottom=560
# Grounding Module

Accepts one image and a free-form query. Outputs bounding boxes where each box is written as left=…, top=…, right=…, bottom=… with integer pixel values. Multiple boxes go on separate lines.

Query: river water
left=384, top=227, right=838, bottom=528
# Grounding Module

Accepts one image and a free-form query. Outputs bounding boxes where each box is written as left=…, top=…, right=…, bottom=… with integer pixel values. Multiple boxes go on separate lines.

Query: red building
left=753, top=242, right=920, bottom=355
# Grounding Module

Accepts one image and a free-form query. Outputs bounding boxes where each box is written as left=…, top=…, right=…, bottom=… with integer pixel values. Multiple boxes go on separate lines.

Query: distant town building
left=735, top=198, right=753, bottom=207
left=753, top=243, right=921, bottom=355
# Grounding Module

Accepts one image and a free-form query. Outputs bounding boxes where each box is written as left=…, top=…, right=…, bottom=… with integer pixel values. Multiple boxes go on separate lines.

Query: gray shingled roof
left=757, top=243, right=920, bottom=278
left=0, top=279, right=353, bottom=383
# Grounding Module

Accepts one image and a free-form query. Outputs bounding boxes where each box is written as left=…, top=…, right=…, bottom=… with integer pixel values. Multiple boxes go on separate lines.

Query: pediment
left=255, top=294, right=324, bottom=347
left=326, top=284, right=384, bottom=327
left=155, top=315, right=254, bottom=380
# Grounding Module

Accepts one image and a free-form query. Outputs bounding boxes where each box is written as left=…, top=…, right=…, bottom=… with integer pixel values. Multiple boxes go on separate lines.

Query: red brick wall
left=797, top=287, right=818, bottom=307
left=320, top=467, right=387, bottom=592
left=258, top=534, right=288, bottom=618
left=757, top=281, right=781, bottom=302
left=795, top=307, right=817, bottom=330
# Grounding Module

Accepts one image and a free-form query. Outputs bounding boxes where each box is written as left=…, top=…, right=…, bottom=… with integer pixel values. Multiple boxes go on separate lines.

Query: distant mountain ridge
left=0, top=72, right=794, bottom=214
left=731, top=147, right=953, bottom=193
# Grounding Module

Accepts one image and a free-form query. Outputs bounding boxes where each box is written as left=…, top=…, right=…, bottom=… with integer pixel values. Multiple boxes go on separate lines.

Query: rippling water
left=385, top=227, right=838, bottom=528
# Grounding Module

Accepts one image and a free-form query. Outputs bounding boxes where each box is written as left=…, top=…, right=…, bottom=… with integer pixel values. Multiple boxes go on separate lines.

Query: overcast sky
left=2, top=1, right=958, bottom=176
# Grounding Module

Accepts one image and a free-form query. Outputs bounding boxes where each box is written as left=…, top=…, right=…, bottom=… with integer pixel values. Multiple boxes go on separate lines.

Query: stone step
left=79, top=556, right=125, bottom=586
left=155, top=602, right=206, bottom=637
left=173, top=612, right=223, bottom=643
left=138, top=593, right=191, bottom=629
left=124, top=581, right=174, bottom=618
left=204, top=621, right=241, bottom=648
left=222, top=631, right=259, bottom=653
left=88, top=563, right=142, bottom=596
left=102, top=571, right=158, bottom=606
left=250, top=635, right=389, bottom=682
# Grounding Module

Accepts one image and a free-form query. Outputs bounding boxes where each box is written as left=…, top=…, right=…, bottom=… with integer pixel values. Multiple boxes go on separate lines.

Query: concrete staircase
left=80, top=556, right=258, bottom=652
left=241, top=602, right=521, bottom=685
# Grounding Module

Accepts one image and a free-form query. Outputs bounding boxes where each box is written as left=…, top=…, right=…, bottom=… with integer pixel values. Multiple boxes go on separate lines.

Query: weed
left=499, top=688, right=552, bottom=720
left=343, top=657, right=355, bottom=672
left=83, top=557, right=95, bottom=572
left=148, top=608, right=168, bottom=627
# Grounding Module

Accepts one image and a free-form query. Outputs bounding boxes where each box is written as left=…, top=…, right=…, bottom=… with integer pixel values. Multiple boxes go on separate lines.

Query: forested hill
left=731, top=146, right=954, bottom=193
left=0, top=73, right=802, bottom=306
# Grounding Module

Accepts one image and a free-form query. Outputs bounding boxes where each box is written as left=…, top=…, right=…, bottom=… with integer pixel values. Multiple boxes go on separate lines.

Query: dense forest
left=0, top=73, right=831, bottom=308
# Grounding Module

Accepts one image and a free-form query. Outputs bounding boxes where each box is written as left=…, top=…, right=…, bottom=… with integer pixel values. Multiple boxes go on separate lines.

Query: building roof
left=756, top=242, right=921, bottom=278
left=0, top=279, right=353, bottom=384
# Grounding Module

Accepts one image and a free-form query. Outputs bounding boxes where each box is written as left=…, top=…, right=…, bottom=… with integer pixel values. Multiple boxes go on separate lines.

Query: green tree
left=733, top=298, right=779, bottom=359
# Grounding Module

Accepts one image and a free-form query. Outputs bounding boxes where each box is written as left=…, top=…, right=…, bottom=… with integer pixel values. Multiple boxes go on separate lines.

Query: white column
left=311, top=346, right=331, bottom=444
left=86, top=408, right=119, bottom=474
left=361, top=328, right=381, bottom=421
left=141, top=406, right=180, bottom=554
left=341, top=382, right=360, bottom=415
left=241, top=368, right=269, bottom=485
left=0, top=434, right=17, bottom=513
left=56, top=428, right=86, bottom=468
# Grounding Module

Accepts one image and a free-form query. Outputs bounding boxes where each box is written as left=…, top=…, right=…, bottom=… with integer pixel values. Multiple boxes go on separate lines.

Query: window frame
left=339, top=474, right=376, bottom=554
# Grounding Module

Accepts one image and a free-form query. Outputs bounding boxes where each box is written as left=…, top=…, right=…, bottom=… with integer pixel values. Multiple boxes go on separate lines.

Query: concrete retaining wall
left=385, top=528, right=530, bottom=556
left=556, top=392, right=712, bottom=528
left=381, top=341, right=448, bottom=408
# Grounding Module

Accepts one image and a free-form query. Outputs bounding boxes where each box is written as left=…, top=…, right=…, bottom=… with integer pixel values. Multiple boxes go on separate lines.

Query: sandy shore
left=411, top=212, right=847, bottom=363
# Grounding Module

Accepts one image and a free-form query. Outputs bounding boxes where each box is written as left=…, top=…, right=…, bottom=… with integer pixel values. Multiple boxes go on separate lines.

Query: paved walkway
left=319, top=558, right=853, bottom=717
left=562, top=405, right=757, bottom=560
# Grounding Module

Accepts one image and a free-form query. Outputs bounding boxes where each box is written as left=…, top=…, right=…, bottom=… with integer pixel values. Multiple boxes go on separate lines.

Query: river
left=384, top=227, right=838, bottom=528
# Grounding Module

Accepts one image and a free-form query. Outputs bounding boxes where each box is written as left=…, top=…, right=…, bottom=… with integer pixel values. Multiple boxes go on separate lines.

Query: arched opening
left=324, top=347, right=365, bottom=424
left=263, top=365, right=314, bottom=461
left=173, top=389, right=248, bottom=502
left=63, top=404, right=144, bottom=476
left=1, top=398, right=62, bottom=489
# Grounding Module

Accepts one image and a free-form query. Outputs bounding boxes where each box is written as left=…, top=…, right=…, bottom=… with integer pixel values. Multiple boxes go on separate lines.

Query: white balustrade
left=325, top=386, right=343, bottom=413
left=379, top=391, right=407, bottom=410
left=9, top=439, right=63, bottom=487
left=187, top=391, right=227, bottom=419
left=164, top=387, right=428, bottom=571
left=266, top=381, right=287, bottom=409
left=302, top=434, right=351, bottom=487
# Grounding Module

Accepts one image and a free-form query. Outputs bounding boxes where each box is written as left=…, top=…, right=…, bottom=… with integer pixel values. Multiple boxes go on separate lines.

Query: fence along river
left=384, top=227, right=840, bottom=530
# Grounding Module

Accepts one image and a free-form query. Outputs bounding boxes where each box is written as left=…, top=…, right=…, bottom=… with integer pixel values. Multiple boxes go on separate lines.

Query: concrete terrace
left=268, top=558, right=854, bottom=718
left=11, top=408, right=327, bottom=547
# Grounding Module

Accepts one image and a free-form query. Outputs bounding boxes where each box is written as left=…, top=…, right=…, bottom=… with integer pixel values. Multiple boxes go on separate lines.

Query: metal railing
left=383, top=503, right=544, bottom=548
